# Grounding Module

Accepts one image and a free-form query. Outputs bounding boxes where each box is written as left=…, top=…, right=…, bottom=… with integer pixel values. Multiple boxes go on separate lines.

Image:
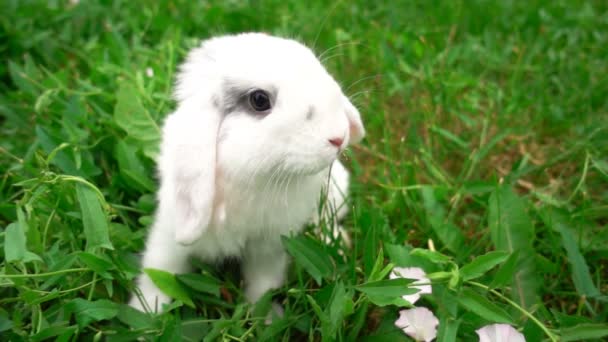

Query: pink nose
left=328, top=137, right=344, bottom=148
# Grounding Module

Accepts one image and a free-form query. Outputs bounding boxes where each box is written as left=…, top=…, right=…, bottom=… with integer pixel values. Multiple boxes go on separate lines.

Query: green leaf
left=367, top=248, right=385, bottom=281
left=385, top=243, right=411, bottom=265
left=306, top=294, right=330, bottom=325
left=22, top=251, right=43, bottom=263
left=115, top=140, right=156, bottom=192
left=8, top=60, right=38, bottom=95
left=0, top=315, right=13, bottom=333
left=162, top=314, right=183, bottom=341
left=490, top=251, right=520, bottom=289
left=20, top=205, right=42, bottom=256
left=78, top=252, right=115, bottom=278
left=36, top=126, right=95, bottom=177
left=312, top=282, right=350, bottom=339
left=541, top=208, right=600, bottom=298
left=177, top=273, right=221, bottom=297
left=117, top=304, right=156, bottom=330
left=462, top=181, right=496, bottom=195
left=8, top=206, right=42, bottom=264
left=31, top=325, right=78, bottom=342
left=591, top=158, right=608, bottom=178
left=410, top=248, right=452, bottom=264
left=420, top=186, right=465, bottom=253
left=355, top=278, right=417, bottom=298
left=552, top=311, right=592, bottom=327
left=429, top=125, right=469, bottom=149
left=460, top=251, right=509, bottom=281
left=259, top=316, right=293, bottom=342
left=144, top=268, right=194, bottom=308
left=4, top=222, right=26, bottom=262
left=114, top=83, right=161, bottom=160
left=457, top=288, right=513, bottom=324
left=252, top=291, right=273, bottom=319
left=437, top=317, right=460, bottom=342
left=560, top=323, right=608, bottom=341
left=488, top=184, right=538, bottom=309
left=181, top=319, right=210, bottom=342
left=34, top=89, right=58, bottom=114
left=364, top=294, right=411, bottom=307
left=363, top=220, right=379, bottom=277
left=327, top=282, right=349, bottom=337
left=347, top=301, right=369, bottom=341
left=66, top=299, right=119, bottom=328
left=367, top=248, right=393, bottom=282
left=281, top=235, right=333, bottom=285
left=75, top=183, right=113, bottom=251
left=385, top=243, right=435, bottom=270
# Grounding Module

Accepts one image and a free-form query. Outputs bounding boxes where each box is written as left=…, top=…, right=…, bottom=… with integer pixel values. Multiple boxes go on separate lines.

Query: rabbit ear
left=343, top=96, right=365, bottom=144
left=163, top=98, right=221, bottom=245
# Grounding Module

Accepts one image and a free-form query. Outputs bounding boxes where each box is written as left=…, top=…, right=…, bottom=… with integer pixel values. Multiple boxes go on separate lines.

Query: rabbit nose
left=328, top=137, right=344, bottom=148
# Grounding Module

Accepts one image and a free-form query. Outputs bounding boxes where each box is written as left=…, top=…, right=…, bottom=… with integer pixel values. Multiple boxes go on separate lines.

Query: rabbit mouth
left=276, top=155, right=339, bottom=178
left=294, top=158, right=338, bottom=176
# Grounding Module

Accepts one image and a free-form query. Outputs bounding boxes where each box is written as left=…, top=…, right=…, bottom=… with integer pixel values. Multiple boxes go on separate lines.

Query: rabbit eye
left=249, top=90, right=271, bottom=112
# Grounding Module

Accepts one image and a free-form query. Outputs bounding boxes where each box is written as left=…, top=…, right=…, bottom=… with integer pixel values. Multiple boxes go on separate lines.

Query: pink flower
left=476, top=324, right=526, bottom=342
left=390, top=267, right=432, bottom=305
left=395, top=307, right=439, bottom=342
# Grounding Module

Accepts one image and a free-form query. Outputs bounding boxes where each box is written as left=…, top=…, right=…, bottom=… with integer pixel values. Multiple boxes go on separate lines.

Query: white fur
left=130, top=33, right=364, bottom=312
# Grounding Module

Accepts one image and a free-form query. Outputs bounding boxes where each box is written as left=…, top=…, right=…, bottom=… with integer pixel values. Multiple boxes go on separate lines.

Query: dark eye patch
left=249, top=90, right=271, bottom=112
left=220, top=80, right=277, bottom=116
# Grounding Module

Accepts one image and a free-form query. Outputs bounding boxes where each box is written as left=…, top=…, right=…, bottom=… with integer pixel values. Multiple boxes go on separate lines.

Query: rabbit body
left=130, top=33, right=364, bottom=312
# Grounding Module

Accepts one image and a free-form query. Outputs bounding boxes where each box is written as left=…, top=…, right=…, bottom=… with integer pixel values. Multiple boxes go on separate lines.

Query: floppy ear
left=343, top=96, right=365, bottom=144
left=164, top=98, right=221, bottom=245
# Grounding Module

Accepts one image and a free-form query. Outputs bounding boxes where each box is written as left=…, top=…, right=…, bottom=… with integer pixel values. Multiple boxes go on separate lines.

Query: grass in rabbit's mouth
left=1, top=1, right=607, bottom=341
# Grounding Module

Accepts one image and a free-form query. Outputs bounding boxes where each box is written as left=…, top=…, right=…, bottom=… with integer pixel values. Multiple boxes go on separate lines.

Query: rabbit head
left=163, top=33, right=365, bottom=245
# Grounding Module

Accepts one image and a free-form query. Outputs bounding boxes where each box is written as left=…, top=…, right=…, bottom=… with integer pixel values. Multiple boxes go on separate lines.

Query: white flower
left=145, top=67, right=154, bottom=78
left=395, top=307, right=439, bottom=342
left=390, top=267, right=432, bottom=305
left=476, top=324, right=526, bottom=342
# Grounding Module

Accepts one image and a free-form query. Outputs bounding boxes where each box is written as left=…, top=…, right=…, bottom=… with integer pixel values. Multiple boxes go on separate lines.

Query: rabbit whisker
left=345, top=73, right=384, bottom=93
left=317, top=41, right=363, bottom=61
left=320, top=52, right=344, bottom=64
left=348, top=89, right=378, bottom=101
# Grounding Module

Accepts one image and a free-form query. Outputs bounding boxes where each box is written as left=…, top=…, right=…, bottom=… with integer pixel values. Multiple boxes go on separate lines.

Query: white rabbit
left=129, top=32, right=365, bottom=312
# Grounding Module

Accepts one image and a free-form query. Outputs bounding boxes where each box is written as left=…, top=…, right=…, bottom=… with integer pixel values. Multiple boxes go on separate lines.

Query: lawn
left=1, top=0, right=607, bottom=341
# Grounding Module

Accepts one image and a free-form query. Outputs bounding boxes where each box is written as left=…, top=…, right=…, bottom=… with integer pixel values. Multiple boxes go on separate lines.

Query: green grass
left=1, top=0, right=607, bottom=340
